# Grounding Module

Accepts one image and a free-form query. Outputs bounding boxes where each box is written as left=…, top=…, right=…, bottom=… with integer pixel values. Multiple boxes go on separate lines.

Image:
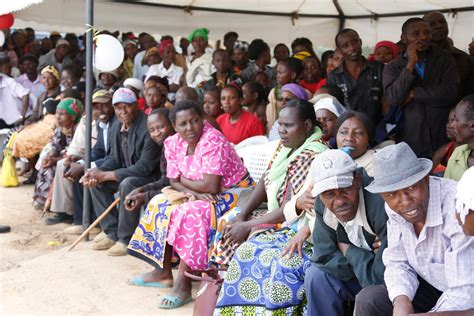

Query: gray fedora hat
left=365, top=142, right=432, bottom=193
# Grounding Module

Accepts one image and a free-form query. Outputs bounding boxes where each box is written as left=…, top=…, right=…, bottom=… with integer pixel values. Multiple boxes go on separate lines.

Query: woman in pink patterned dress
left=128, top=100, right=253, bottom=309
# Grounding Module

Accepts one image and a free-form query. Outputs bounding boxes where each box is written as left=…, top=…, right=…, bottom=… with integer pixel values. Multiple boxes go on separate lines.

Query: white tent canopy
left=13, top=0, right=474, bottom=50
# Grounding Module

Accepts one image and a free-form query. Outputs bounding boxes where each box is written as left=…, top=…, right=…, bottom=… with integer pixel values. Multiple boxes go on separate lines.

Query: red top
left=300, top=78, right=327, bottom=93
left=217, top=110, right=265, bottom=144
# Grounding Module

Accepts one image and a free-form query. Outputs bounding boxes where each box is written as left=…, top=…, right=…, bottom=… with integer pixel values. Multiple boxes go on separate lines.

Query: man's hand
left=280, top=225, right=311, bottom=258
left=406, top=42, right=419, bottom=72
left=296, top=187, right=315, bottom=216
left=393, top=295, right=414, bottom=316
left=372, top=235, right=382, bottom=253
left=42, top=156, right=57, bottom=168
left=64, top=162, right=85, bottom=181
left=124, top=192, right=145, bottom=212
left=337, top=242, right=350, bottom=256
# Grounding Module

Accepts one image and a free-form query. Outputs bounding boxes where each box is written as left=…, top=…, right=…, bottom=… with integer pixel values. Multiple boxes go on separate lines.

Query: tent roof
left=13, top=0, right=474, bottom=49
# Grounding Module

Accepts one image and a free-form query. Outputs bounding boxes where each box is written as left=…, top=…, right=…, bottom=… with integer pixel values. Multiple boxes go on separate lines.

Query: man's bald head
left=423, top=11, right=449, bottom=43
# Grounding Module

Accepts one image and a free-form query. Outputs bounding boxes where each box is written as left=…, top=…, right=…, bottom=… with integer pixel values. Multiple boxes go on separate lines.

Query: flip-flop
left=158, top=294, right=193, bottom=309
left=128, top=276, right=173, bottom=288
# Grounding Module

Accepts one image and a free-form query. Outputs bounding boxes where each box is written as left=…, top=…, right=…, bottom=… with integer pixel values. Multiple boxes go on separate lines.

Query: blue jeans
left=304, top=264, right=362, bottom=316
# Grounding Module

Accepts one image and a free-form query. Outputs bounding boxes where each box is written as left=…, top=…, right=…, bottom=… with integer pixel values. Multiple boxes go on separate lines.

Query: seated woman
left=314, top=96, right=346, bottom=147
left=34, top=97, right=83, bottom=210
left=127, top=100, right=254, bottom=309
left=334, top=110, right=376, bottom=175
left=444, top=94, right=474, bottom=181
left=268, top=83, right=308, bottom=141
left=12, top=65, right=62, bottom=185
left=215, top=99, right=327, bottom=315
left=217, top=84, right=265, bottom=144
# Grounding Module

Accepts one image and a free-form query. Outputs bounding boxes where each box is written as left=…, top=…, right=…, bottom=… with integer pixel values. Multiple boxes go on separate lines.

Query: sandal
left=129, top=276, right=172, bottom=288
left=158, top=294, right=192, bottom=309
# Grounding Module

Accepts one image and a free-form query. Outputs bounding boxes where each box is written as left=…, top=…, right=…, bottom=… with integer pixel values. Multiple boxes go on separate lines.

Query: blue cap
left=112, top=88, right=137, bottom=105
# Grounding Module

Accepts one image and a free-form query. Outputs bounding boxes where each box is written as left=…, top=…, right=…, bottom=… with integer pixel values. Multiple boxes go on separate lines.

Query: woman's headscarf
left=234, top=40, right=249, bottom=51
left=314, top=96, right=346, bottom=117
left=159, top=39, right=173, bottom=57
left=374, top=41, right=399, bottom=58
left=41, top=65, right=60, bottom=81
left=281, top=83, right=308, bottom=100
left=57, top=97, right=83, bottom=123
left=187, top=28, right=209, bottom=42
left=292, top=51, right=312, bottom=61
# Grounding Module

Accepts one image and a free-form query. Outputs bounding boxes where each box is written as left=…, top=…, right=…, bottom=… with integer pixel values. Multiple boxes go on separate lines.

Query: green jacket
left=311, top=168, right=388, bottom=287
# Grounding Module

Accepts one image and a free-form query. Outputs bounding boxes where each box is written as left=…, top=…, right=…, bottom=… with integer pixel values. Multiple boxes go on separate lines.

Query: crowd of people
left=0, top=10, right=473, bottom=315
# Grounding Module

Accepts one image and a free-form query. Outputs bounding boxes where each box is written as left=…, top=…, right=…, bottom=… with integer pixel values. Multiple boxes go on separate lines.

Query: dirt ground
left=0, top=179, right=197, bottom=315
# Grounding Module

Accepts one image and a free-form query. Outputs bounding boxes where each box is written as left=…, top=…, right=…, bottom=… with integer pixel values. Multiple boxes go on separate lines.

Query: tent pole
left=332, top=0, right=346, bottom=31
left=82, top=0, right=94, bottom=238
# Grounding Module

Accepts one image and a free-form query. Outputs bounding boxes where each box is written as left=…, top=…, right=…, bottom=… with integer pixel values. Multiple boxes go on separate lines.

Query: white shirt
left=145, top=61, right=183, bottom=85
left=382, top=177, right=474, bottom=312
left=0, top=74, right=29, bottom=124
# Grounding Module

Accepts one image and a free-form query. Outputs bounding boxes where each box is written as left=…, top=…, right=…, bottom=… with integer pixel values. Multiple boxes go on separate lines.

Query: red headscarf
left=159, top=39, right=173, bottom=57
left=374, top=41, right=399, bottom=58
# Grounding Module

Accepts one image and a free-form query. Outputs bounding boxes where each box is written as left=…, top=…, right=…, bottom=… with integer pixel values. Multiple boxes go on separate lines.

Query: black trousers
left=89, top=176, right=156, bottom=244
left=72, top=179, right=96, bottom=225
left=354, top=277, right=442, bottom=316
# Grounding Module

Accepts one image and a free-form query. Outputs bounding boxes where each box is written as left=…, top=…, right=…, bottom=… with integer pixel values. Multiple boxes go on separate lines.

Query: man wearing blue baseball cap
left=356, top=142, right=474, bottom=315
left=304, top=149, right=389, bottom=315
left=81, top=87, right=162, bottom=256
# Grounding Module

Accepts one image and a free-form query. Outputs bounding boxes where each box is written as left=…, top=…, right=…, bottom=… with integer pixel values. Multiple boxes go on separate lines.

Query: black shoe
left=43, top=213, right=73, bottom=225
left=0, top=225, right=11, bottom=233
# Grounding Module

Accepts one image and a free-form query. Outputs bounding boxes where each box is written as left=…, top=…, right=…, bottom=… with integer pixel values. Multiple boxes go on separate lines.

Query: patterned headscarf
left=159, top=39, right=174, bottom=57
left=57, top=98, right=83, bottom=122
left=187, top=28, right=209, bottom=42
left=41, top=65, right=60, bottom=81
left=234, top=41, right=249, bottom=51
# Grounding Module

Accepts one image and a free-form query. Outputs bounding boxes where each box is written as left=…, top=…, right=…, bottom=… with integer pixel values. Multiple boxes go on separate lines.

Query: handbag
left=1, top=132, right=19, bottom=187
left=184, top=268, right=226, bottom=316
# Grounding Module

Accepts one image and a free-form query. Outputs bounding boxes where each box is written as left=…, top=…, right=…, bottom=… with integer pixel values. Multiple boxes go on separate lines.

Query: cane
left=68, top=197, right=120, bottom=251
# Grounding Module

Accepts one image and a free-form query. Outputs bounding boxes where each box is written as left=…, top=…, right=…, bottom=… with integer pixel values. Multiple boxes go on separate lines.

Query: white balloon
left=0, top=32, right=4, bottom=47
left=94, top=34, right=124, bottom=72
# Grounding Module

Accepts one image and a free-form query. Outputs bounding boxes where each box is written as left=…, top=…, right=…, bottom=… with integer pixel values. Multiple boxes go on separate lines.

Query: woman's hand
left=224, top=220, right=252, bottom=245
left=280, top=225, right=311, bottom=258
left=187, top=192, right=218, bottom=203
left=124, top=192, right=145, bottom=212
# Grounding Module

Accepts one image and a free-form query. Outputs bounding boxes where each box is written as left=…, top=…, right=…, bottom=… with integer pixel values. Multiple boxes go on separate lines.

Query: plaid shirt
left=382, top=177, right=474, bottom=312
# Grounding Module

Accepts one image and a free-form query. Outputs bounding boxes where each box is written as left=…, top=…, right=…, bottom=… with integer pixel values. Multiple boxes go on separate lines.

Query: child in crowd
left=203, top=88, right=223, bottom=128
left=232, top=41, right=249, bottom=76
left=125, top=108, right=176, bottom=212
left=369, top=40, right=399, bottom=64
left=266, top=57, right=303, bottom=131
left=300, top=56, right=327, bottom=93
left=242, top=81, right=268, bottom=130
left=217, top=84, right=265, bottom=144
left=273, top=43, right=290, bottom=63
left=202, top=49, right=238, bottom=90
left=144, top=85, right=167, bottom=114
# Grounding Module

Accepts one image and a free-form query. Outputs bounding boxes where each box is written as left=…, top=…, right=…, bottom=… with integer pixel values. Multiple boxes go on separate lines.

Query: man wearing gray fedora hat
left=357, top=142, right=474, bottom=315
left=304, top=149, right=389, bottom=316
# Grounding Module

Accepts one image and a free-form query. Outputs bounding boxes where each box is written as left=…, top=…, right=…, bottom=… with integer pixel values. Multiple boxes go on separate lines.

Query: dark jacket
left=91, top=115, right=117, bottom=168
left=98, top=111, right=161, bottom=181
left=383, top=47, right=460, bottom=158
left=327, top=58, right=384, bottom=125
left=311, top=169, right=388, bottom=288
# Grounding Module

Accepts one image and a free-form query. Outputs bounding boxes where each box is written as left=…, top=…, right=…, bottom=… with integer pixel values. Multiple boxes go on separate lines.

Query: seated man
left=359, top=142, right=474, bottom=315
left=81, top=88, right=161, bottom=256
left=304, top=149, right=388, bottom=316
left=46, top=90, right=116, bottom=228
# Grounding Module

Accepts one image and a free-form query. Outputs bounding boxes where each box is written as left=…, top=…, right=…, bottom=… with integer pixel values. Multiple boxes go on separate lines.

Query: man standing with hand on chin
left=383, top=17, right=460, bottom=158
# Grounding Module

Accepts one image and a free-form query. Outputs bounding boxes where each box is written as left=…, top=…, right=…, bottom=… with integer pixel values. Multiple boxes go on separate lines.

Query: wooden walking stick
left=68, top=197, right=120, bottom=251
